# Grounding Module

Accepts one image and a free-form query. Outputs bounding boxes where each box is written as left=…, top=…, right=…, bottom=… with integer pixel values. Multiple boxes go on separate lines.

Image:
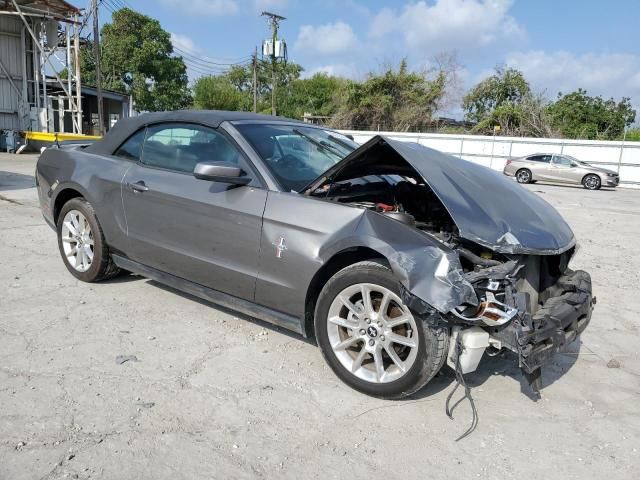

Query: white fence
left=339, top=130, right=640, bottom=188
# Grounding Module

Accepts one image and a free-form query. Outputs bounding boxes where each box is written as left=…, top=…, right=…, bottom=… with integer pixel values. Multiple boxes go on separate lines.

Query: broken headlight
left=451, top=279, right=518, bottom=326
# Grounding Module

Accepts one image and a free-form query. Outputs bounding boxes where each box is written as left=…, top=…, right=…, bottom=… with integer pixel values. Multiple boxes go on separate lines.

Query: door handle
left=128, top=181, right=149, bottom=193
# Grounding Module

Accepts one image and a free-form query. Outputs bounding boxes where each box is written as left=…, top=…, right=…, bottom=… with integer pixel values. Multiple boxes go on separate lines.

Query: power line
left=107, top=0, right=129, bottom=9
left=180, top=55, right=251, bottom=73
left=101, top=0, right=122, bottom=14
left=171, top=42, right=253, bottom=65
left=98, top=0, right=252, bottom=69
left=182, top=62, right=233, bottom=76
left=172, top=46, right=252, bottom=67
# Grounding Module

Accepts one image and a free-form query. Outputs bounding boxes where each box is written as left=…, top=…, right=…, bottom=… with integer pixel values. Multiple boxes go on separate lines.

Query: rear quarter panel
left=504, top=158, right=529, bottom=176
left=36, top=148, right=131, bottom=253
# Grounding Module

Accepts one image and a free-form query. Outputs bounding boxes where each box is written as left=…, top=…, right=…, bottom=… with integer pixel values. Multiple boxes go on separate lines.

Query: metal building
left=0, top=0, right=82, bottom=133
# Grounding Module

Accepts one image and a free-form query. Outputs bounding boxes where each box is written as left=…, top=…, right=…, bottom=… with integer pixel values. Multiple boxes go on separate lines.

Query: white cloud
left=170, top=33, right=199, bottom=54
left=504, top=51, right=640, bottom=108
left=295, top=21, right=358, bottom=55
left=160, top=0, right=239, bottom=16
left=304, top=63, right=356, bottom=78
left=369, top=0, right=524, bottom=52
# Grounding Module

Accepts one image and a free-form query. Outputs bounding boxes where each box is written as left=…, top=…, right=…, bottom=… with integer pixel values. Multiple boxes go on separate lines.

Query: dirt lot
left=1, top=152, right=639, bottom=480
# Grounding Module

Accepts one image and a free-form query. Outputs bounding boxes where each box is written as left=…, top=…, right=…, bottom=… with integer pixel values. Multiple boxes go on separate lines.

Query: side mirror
left=193, top=161, right=251, bottom=185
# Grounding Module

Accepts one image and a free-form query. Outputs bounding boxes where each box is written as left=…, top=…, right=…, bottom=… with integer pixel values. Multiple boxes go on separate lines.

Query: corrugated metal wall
left=0, top=15, right=27, bottom=130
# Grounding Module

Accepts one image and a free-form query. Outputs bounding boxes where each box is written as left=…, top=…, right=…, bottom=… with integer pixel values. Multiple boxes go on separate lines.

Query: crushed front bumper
left=490, top=269, right=594, bottom=388
left=518, top=269, right=593, bottom=375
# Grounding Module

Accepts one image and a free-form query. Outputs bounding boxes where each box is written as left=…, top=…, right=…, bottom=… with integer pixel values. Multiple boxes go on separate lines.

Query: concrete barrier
left=339, top=130, right=640, bottom=188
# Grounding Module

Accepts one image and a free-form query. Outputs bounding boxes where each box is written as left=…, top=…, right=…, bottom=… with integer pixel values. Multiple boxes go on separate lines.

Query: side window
left=554, top=155, right=572, bottom=167
left=141, top=123, right=242, bottom=173
left=114, top=129, right=146, bottom=161
left=527, top=155, right=551, bottom=163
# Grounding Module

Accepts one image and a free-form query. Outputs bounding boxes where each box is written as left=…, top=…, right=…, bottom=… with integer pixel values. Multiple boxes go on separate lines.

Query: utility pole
left=261, top=11, right=286, bottom=116
left=92, top=0, right=104, bottom=135
left=74, top=13, right=82, bottom=133
left=252, top=46, right=257, bottom=113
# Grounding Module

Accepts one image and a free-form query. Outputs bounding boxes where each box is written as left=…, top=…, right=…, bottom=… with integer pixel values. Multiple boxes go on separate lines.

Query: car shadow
left=0, top=171, right=35, bottom=191
left=101, top=271, right=144, bottom=284
left=107, top=273, right=582, bottom=401
left=526, top=182, right=617, bottom=192
left=146, top=279, right=314, bottom=344
left=409, top=337, right=581, bottom=402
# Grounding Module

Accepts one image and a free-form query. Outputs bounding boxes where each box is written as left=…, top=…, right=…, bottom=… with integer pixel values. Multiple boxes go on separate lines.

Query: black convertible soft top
left=86, top=110, right=306, bottom=155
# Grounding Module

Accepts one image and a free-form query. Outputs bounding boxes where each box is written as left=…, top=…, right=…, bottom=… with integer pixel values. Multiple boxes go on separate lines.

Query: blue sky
left=96, top=0, right=640, bottom=117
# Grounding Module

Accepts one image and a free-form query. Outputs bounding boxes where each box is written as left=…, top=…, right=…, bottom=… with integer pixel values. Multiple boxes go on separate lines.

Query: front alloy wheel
left=583, top=174, right=601, bottom=190
left=315, top=261, right=448, bottom=399
left=327, top=283, right=419, bottom=383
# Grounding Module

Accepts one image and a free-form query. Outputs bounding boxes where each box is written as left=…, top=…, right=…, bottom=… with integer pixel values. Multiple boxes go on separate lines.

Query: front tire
left=583, top=174, right=601, bottom=190
left=56, top=198, right=121, bottom=282
left=314, top=261, right=448, bottom=399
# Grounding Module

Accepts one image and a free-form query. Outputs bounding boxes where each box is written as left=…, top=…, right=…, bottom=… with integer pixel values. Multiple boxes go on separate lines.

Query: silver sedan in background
left=503, top=153, right=620, bottom=190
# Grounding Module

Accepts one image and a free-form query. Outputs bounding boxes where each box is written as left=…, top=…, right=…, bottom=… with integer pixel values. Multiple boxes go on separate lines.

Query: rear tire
left=56, top=197, right=121, bottom=282
left=582, top=174, right=601, bottom=190
left=314, top=261, right=448, bottom=399
left=516, top=168, right=532, bottom=184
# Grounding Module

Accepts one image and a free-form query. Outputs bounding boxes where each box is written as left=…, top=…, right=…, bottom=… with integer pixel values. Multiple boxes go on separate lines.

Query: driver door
left=121, top=123, right=267, bottom=300
left=549, top=155, right=574, bottom=183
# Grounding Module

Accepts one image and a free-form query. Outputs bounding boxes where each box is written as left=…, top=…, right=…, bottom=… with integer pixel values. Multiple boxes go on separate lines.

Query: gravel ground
left=1, top=153, right=639, bottom=480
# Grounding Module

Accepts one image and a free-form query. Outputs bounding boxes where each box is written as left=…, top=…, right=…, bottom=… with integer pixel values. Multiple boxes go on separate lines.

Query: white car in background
left=503, top=153, right=620, bottom=190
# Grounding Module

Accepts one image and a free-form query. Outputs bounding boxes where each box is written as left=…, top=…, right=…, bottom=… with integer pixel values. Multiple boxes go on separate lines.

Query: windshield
left=235, top=123, right=358, bottom=192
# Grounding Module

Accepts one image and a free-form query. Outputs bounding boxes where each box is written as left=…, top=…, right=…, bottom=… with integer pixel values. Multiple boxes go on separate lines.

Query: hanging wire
left=445, top=335, right=479, bottom=441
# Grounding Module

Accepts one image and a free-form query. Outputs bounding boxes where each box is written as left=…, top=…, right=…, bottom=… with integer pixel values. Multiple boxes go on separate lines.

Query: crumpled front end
left=436, top=249, right=594, bottom=390
left=508, top=269, right=594, bottom=383
left=306, top=134, right=593, bottom=389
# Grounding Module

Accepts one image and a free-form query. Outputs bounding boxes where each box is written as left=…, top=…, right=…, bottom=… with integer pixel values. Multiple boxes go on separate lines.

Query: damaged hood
left=312, top=135, right=575, bottom=254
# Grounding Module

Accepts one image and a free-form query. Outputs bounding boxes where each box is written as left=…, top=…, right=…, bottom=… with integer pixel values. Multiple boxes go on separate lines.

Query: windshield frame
left=230, top=120, right=357, bottom=193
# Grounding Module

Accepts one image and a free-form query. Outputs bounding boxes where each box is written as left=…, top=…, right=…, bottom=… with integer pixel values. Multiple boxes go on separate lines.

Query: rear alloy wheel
left=516, top=168, right=532, bottom=184
left=315, top=261, right=448, bottom=399
left=583, top=174, right=601, bottom=190
left=61, top=209, right=94, bottom=272
left=56, top=197, right=121, bottom=282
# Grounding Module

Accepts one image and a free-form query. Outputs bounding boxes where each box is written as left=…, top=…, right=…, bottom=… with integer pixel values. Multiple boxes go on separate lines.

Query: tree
left=547, top=89, right=636, bottom=140
left=256, top=60, right=303, bottom=114
left=192, top=75, right=250, bottom=111
left=276, top=73, right=347, bottom=120
left=626, top=128, right=640, bottom=142
left=330, top=60, right=448, bottom=131
left=463, top=66, right=533, bottom=135
left=98, top=8, right=191, bottom=111
left=192, top=60, right=305, bottom=115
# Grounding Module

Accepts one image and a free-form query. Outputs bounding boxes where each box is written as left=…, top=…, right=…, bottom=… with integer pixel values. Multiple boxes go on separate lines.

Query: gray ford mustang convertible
left=36, top=110, right=594, bottom=399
